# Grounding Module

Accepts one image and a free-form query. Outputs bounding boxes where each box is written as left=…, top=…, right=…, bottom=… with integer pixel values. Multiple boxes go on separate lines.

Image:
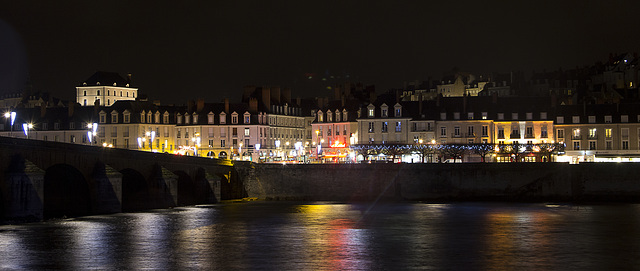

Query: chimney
left=418, top=92, right=423, bottom=116
left=272, top=87, right=281, bottom=104
left=282, top=88, right=291, bottom=104
left=94, top=99, right=100, bottom=113
left=249, top=98, right=258, bottom=112
left=187, top=100, right=195, bottom=112
left=196, top=99, right=204, bottom=112
left=40, top=103, right=46, bottom=117
left=261, top=87, right=271, bottom=110
left=224, top=98, right=229, bottom=114
left=68, top=101, right=75, bottom=117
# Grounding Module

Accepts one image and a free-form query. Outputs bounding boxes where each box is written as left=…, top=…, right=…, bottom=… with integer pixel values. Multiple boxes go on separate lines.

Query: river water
left=1, top=202, right=639, bottom=270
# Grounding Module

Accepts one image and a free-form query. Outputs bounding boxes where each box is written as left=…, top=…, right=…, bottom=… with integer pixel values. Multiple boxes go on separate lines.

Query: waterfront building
left=311, top=106, right=359, bottom=163
left=76, top=71, right=137, bottom=107
left=554, top=103, right=640, bottom=163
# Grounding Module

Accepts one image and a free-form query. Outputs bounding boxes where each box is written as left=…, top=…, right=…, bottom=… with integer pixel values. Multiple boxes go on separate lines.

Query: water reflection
left=2, top=202, right=640, bottom=270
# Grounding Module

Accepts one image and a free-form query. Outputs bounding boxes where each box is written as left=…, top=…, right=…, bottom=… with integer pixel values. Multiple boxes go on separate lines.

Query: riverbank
left=237, top=162, right=640, bottom=202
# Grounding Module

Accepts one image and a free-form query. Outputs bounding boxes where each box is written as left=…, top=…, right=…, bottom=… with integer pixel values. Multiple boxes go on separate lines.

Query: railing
left=571, top=135, right=582, bottom=140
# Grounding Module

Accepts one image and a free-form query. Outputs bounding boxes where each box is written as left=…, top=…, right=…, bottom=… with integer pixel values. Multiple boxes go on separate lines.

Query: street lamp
left=4, top=112, right=15, bottom=137
left=22, top=123, right=33, bottom=139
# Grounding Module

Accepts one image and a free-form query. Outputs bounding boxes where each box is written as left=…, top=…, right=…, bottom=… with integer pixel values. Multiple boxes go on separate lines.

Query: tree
left=440, top=144, right=467, bottom=163
left=538, top=143, right=562, bottom=162
left=382, top=144, right=410, bottom=163
left=412, top=144, right=439, bottom=163
left=469, top=143, right=495, bottom=162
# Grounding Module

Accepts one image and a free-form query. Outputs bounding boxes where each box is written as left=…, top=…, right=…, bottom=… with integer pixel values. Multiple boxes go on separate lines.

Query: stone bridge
left=0, top=136, right=247, bottom=223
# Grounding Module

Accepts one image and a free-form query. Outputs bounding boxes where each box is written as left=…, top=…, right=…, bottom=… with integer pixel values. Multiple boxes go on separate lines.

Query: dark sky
left=1, top=1, right=639, bottom=104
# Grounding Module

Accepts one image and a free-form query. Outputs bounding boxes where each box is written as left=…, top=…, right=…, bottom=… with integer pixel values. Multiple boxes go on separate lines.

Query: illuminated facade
left=76, top=72, right=138, bottom=107
left=312, top=108, right=358, bottom=162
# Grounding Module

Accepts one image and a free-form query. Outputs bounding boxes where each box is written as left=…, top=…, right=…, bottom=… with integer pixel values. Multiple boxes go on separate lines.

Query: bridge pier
left=150, top=165, right=178, bottom=208
left=90, top=162, right=122, bottom=214
left=2, top=158, right=44, bottom=222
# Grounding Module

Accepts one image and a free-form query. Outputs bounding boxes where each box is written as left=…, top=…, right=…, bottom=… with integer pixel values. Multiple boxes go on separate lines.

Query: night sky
left=1, top=1, right=639, bottom=104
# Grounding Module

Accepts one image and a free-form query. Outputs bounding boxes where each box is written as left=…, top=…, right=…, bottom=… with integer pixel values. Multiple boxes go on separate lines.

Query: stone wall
left=239, top=163, right=640, bottom=202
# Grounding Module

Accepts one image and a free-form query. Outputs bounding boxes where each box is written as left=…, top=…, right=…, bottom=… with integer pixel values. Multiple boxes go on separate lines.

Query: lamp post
left=22, top=123, right=33, bottom=139
left=87, top=123, right=98, bottom=145
left=255, top=143, right=261, bottom=162
left=4, top=112, right=15, bottom=137
left=275, top=140, right=281, bottom=161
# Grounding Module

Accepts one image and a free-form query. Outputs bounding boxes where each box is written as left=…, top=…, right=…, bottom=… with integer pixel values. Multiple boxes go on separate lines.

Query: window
left=498, top=128, right=505, bottom=139
left=220, top=113, right=226, bottom=124
left=572, top=128, right=581, bottom=139
left=440, top=126, right=447, bottom=137
left=208, top=113, right=214, bottom=124
left=381, top=108, right=388, bottom=117
left=69, top=122, right=75, bottom=129
left=605, top=115, right=612, bottom=123
left=440, top=113, right=446, bottom=120
left=111, top=113, right=118, bottom=123
left=497, top=113, right=504, bottom=120
left=124, top=113, right=130, bottom=123
left=244, top=114, right=250, bottom=124
left=163, top=113, right=170, bottom=124
left=394, top=107, right=401, bottom=117
left=557, top=129, right=564, bottom=139
left=328, top=111, right=333, bottom=122
left=606, top=141, right=612, bottom=150
left=368, top=105, right=375, bottom=117
left=540, top=112, right=547, bottom=120
left=454, top=126, right=460, bottom=136
left=221, top=139, right=226, bottom=147
left=588, top=116, right=596, bottom=124
left=557, top=116, right=564, bottom=124
left=468, top=112, right=474, bottom=120
left=572, top=116, right=580, bottom=123
left=176, top=114, right=182, bottom=124
left=573, top=141, right=580, bottom=150
left=100, top=114, right=106, bottom=123
left=623, top=141, right=629, bottom=150
left=605, top=128, right=612, bottom=138
left=185, top=115, right=190, bottom=124
left=244, top=128, right=250, bottom=136
left=468, top=126, right=474, bottom=136
left=541, top=126, right=548, bottom=138
left=368, top=122, right=374, bottom=133
left=526, top=113, right=533, bottom=120
left=481, top=125, right=488, bottom=137
left=382, top=122, right=388, bottom=132
left=335, top=111, right=341, bottom=122
left=232, top=128, right=238, bottom=137
left=232, top=114, right=238, bottom=124
left=328, top=126, right=332, bottom=136
left=589, top=128, right=597, bottom=138
left=525, top=127, right=533, bottom=137
left=512, top=113, right=518, bottom=120
left=395, top=122, right=401, bottom=132
left=481, top=112, right=488, bottom=120
left=589, top=141, right=596, bottom=150
left=621, top=115, right=629, bottom=123
left=454, top=112, right=460, bottom=120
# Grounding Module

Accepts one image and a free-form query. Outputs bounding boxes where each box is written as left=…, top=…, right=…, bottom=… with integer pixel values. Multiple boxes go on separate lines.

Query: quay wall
left=238, top=163, right=640, bottom=202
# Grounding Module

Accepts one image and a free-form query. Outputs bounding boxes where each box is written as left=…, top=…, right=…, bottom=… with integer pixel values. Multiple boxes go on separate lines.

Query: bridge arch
left=219, top=151, right=228, bottom=159
left=43, top=164, right=91, bottom=219
left=175, top=170, right=196, bottom=206
left=120, top=168, right=149, bottom=211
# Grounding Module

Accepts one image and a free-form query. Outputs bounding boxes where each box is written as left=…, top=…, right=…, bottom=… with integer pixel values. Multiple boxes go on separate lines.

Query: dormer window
left=163, top=112, right=170, bottom=124
left=111, top=111, right=118, bottom=123
left=512, top=113, right=518, bottom=120
left=367, top=104, right=375, bottom=117
left=185, top=114, right=190, bottom=124
left=220, top=112, right=226, bottom=124
left=343, top=109, right=348, bottom=121
left=440, top=112, right=447, bottom=120
left=454, top=112, right=460, bottom=120
left=147, top=112, right=152, bottom=124
left=335, top=110, right=341, bottom=122
left=468, top=112, right=474, bottom=120
left=155, top=112, right=160, bottom=123
left=318, top=110, right=324, bottom=122
left=124, top=110, right=131, bottom=123
left=177, top=113, right=182, bottom=124
left=231, top=112, right=238, bottom=124
left=208, top=112, right=214, bottom=124
left=244, top=112, right=250, bottom=124
left=140, top=111, right=146, bottom=123
left=328, top=111, right=333, bottom=122
left=381, top=103, right=388, bottom=117
left=193, top=113, right=198, bottom=124
left=99, top=111, right=107, bottom=123
left=394, top=103, right=402, bottom=117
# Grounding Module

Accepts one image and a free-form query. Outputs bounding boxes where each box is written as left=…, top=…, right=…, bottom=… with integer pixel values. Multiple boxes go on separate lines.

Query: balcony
left=509, top=133, right=521, bottom=139
left=571, top=135, right=582, bottom=140
left=588, top=134, right=597, bottom=140
left=524, top=133, right=535, bottom=139
left=497, top=134, right=505, bottom=139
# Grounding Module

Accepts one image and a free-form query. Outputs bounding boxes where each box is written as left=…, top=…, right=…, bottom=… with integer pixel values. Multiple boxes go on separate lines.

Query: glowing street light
left=4, top=111, right=15, bottom=136
left=22, top=123, right=33, bottom=139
